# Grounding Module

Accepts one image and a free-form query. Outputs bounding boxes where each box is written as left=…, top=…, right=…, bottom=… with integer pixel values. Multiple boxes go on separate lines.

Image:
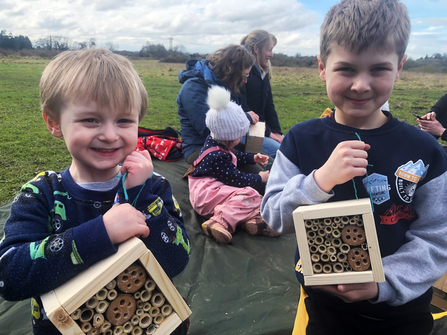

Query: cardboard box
left=40, top=237, right=191, bottom=335
left=245, top=122, right=265, bottom=154
left=293, top=198, right=385, bottom=286
left=432, top=272, right=447, bottom=311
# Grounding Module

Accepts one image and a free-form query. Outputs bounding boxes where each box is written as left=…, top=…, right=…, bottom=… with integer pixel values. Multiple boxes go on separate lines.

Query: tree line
left=1, top=30, right=447, bottom=73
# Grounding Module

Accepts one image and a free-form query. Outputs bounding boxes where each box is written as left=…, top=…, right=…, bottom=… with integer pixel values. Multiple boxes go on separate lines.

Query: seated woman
left=240, top=30, right=283, bottom=159
left=417, top=94, right=447, bottom=153
left=177, top=45, right=258, bottom=165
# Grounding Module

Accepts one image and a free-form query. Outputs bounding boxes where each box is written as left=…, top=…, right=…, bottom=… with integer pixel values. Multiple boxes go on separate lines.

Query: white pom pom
left=207, top=85, right=231, bottom=111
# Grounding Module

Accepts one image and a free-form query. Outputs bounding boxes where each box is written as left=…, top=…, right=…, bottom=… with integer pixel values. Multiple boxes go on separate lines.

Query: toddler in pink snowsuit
left=188, top=86, right=278, bottom=243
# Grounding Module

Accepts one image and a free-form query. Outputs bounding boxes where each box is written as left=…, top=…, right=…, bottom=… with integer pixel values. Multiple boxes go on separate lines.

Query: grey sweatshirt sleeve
left=261, top=150, right=333, bottom=234
left=376, top=171, right=447, bottom=306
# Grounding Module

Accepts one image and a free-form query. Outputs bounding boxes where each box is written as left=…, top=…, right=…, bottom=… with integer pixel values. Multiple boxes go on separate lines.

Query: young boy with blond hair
left=0, top=48, right=190, bottom=335
left=261, top=0, right=447, bottom=334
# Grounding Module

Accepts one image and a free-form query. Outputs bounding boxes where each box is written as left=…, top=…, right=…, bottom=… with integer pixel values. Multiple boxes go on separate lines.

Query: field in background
left=0, top=57, right=446, bottom=204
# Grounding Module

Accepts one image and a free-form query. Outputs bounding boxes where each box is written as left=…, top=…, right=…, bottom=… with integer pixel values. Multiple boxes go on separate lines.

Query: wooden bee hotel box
left=40, top=237, right=191, bottom=335
left=293, top=198, right=385, bottom=286
left=244, top=122, right=265, bottom=154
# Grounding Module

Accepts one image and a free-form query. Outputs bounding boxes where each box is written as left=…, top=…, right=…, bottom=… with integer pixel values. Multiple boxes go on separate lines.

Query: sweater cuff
left=441, top=129, right=447, bottom=141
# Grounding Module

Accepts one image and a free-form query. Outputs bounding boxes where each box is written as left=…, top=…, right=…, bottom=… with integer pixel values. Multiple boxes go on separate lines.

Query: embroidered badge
left=363, top=173, right=390, bottom=205
left=394, top=160, right=428, bottom=203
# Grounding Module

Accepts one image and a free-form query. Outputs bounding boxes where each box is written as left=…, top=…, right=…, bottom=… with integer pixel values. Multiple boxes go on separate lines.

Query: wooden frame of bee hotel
left=40, top=237, right=191, bottom=335
left=293, top=199, right=385, bottom=286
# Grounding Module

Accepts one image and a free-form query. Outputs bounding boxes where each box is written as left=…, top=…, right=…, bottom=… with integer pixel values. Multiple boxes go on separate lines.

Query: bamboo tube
left=106, top=279, right=117, bottom=290
left=306, top=231, right=316, bottom=239
left=320, top=253, right=330, bottom=262
left=327, top=246, right=336, bottom=255
left=323, top=218, right=332, bottom=225
left=323, top=264, right=332, bottom=274
left=144, top=279, right=156, bottom=292
left=140, top=289, right=152, bottom=302
left=131, top=315, right=140, bottom=326
left=80, top=308, right=94, bottom=323
left=317, top=229, right=325, bottom=237
left=329, top=254, right=337, bottom=262
left=332, top=238, right=342, bottom=248
left=312, top=263, right=323, bottom=273
left=143, top=302, right=151, bottom=312
left=87, top=328, right=101, bottom=335
left=310, top=224, right=319, bottom=232
left=149, top=306, right=160, bottom=317
left=135, top=309, right=144, bottom=317
left=333, top=216, right=341, bottom=223
left=161, top=304, right=172, bottom=316
left=96, top=300, right=109, bottom=314
left=341, top=216, right=349, bottom=224
left=333, top=263, right=344, bottom=273
left=331, top=222, right=338, bottom=229
left=81, top=322, right=92, bottom=333
left=307, top=238, right=315, bottom=245
left=123, top=321, right=133, bottom=334
left=137, top=301, right=144, bottom=309
left=85, top=296, right=99, bottom=309
left=309, top=245, right=318, bottom=253
left=146, top=324, right=158, bottom=335
left=133, top=291, right=141, bottom=300
left=337, top=252, right=347, bottom=262
left=324, top=240, right=331, bottom=247
left=314, top=236, right=324, bottom=245
left=138, top=313, right=153, bottom=328
left=113, top=326, right=124, bottom=335
left=332, top=229, right=341, bottom=238
left=153, top=314, right=164, bottom=325
left=92, top=313, right=104, bottom=328
left=151, top=292, right=165, bottom=308
left=71, top=308, right=81, bottom=321
left=340, top=243, right=350, bottom=253
left=324, top=226, right=332, bottom=235
left=304, top=220, right=313, bottom=228
left=311, top=253, right=320, bottom=263
left=104, top=330, right=113, bottom=335
left=107, top=289, right=118, bottom=300
left=96, top=288, right=108, bottom=301
left=132, top=326, right=143, bottom=335
left=100, top=321, right=112, bottom=333
left=317, top=245, right=326, bottom=254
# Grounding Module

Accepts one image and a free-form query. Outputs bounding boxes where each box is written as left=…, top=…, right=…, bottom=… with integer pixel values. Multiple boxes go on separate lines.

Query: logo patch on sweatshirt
left=395, top=160, right=428, bottom=203
left=362, top=173, right=390, bottom=205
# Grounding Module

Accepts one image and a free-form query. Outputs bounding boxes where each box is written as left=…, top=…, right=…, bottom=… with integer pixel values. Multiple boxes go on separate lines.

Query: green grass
left=1, top=57, right=446, bottom=205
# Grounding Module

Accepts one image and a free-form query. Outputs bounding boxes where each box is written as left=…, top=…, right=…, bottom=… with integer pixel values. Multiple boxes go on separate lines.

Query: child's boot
left=202, top=219, right=232, bottom=243
left=242, top=216, right=279, bottom=237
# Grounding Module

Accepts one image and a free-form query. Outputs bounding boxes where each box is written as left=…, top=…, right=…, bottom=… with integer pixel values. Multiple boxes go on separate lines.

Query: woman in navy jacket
left=177, top=45, right=257, bottom=164
left=240, top=30, right=283, bottom=159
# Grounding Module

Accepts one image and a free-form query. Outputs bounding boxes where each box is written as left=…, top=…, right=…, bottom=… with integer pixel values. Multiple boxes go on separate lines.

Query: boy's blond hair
left=40, top=48, right=148, bottom=120
left=240, top=30, right=277, bottom=75
left=319, top=0, right=410, bottom=65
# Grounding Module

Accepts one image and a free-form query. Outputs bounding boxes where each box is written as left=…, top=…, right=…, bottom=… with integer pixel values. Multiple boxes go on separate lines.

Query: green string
left=353, top=132, right=374, bottom=213
left=120, top=172, right=146, bottom=207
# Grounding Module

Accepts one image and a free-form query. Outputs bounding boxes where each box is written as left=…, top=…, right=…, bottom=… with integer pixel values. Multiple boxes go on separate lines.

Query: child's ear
left=42, top=110, right=63, bottom=138
left=395, top=54, right=407, bottom=81
left=317, top=55, right=326, bottom=82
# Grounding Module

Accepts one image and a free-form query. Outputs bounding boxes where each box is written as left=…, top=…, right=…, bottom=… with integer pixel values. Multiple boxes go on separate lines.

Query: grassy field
left=0, top=56, right=446, bottom=205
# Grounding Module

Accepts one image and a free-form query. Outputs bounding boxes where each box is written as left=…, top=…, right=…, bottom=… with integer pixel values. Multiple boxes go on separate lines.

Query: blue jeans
left=240, top=135, right=281, bottom=159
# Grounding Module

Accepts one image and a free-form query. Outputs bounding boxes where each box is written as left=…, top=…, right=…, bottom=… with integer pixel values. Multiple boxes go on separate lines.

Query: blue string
left=115, top=171, right=147, bottom=207
left=353, top=132, right=375, bottom=213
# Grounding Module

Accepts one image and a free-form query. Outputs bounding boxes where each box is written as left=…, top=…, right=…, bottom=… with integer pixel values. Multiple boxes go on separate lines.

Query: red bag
left=136, top=135, right=183, bottom=161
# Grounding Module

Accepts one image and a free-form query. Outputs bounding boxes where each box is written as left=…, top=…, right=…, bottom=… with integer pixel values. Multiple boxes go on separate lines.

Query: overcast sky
left=1, top=0, right=447, bottom=60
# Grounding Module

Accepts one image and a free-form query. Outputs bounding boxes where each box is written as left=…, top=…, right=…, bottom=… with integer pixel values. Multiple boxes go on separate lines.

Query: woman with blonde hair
left=240, top=30, right=283, bottom=159
left=177, top=45, right=258, bottom=164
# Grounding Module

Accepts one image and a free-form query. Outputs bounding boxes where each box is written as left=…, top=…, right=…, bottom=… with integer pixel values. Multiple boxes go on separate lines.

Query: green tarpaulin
left=0, top=159, right=446, bottom=335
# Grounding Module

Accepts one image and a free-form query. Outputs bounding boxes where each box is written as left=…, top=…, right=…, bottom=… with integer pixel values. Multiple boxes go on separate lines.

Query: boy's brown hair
left=207, top=45, right=255, bottom=95
left=40, top=48, right=148, bottom=120
left=319, top=0, right=411, bottom=65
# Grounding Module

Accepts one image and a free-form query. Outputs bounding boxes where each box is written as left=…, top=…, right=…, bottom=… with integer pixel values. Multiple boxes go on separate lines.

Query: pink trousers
left=188, top=176, right=262, bottom=233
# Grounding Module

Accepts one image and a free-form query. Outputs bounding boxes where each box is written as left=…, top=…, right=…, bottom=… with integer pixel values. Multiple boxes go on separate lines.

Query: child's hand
left=259, top=170, right=270, bottom=182
left=314, top=140, right=370, bottom=193
left=313, top=282, right=378, bottom=303
left=121, top=150, right=153, bottom=189
left=254, top=153, right=269, bottom=166
left=103, top=203, right=150, bottom=245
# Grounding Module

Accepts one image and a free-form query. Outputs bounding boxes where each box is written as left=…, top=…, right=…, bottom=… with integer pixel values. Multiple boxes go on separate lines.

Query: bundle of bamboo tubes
left=305, top=215, right=371, bottom=274
left=70, top=262, right=173, bottom=335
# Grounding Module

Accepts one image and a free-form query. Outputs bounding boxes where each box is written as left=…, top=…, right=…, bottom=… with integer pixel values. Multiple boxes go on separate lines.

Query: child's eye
left=372, top=67, right=389, bottom=72
left=82, top=118, right=98, bottom=123
left=336, top=67, right=354, bottom=73
left=117, top=119, right=133, bottom=124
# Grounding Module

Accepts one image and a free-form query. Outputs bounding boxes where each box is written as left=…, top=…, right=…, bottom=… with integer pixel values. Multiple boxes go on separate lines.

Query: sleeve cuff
left=441, top=129, right=447, bottom=141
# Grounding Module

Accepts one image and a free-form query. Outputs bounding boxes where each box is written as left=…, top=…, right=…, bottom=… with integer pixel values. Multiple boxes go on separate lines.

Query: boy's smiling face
left=318, top=43, right=406, bottom=129
left=45, top=99, right=139, bottom=183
